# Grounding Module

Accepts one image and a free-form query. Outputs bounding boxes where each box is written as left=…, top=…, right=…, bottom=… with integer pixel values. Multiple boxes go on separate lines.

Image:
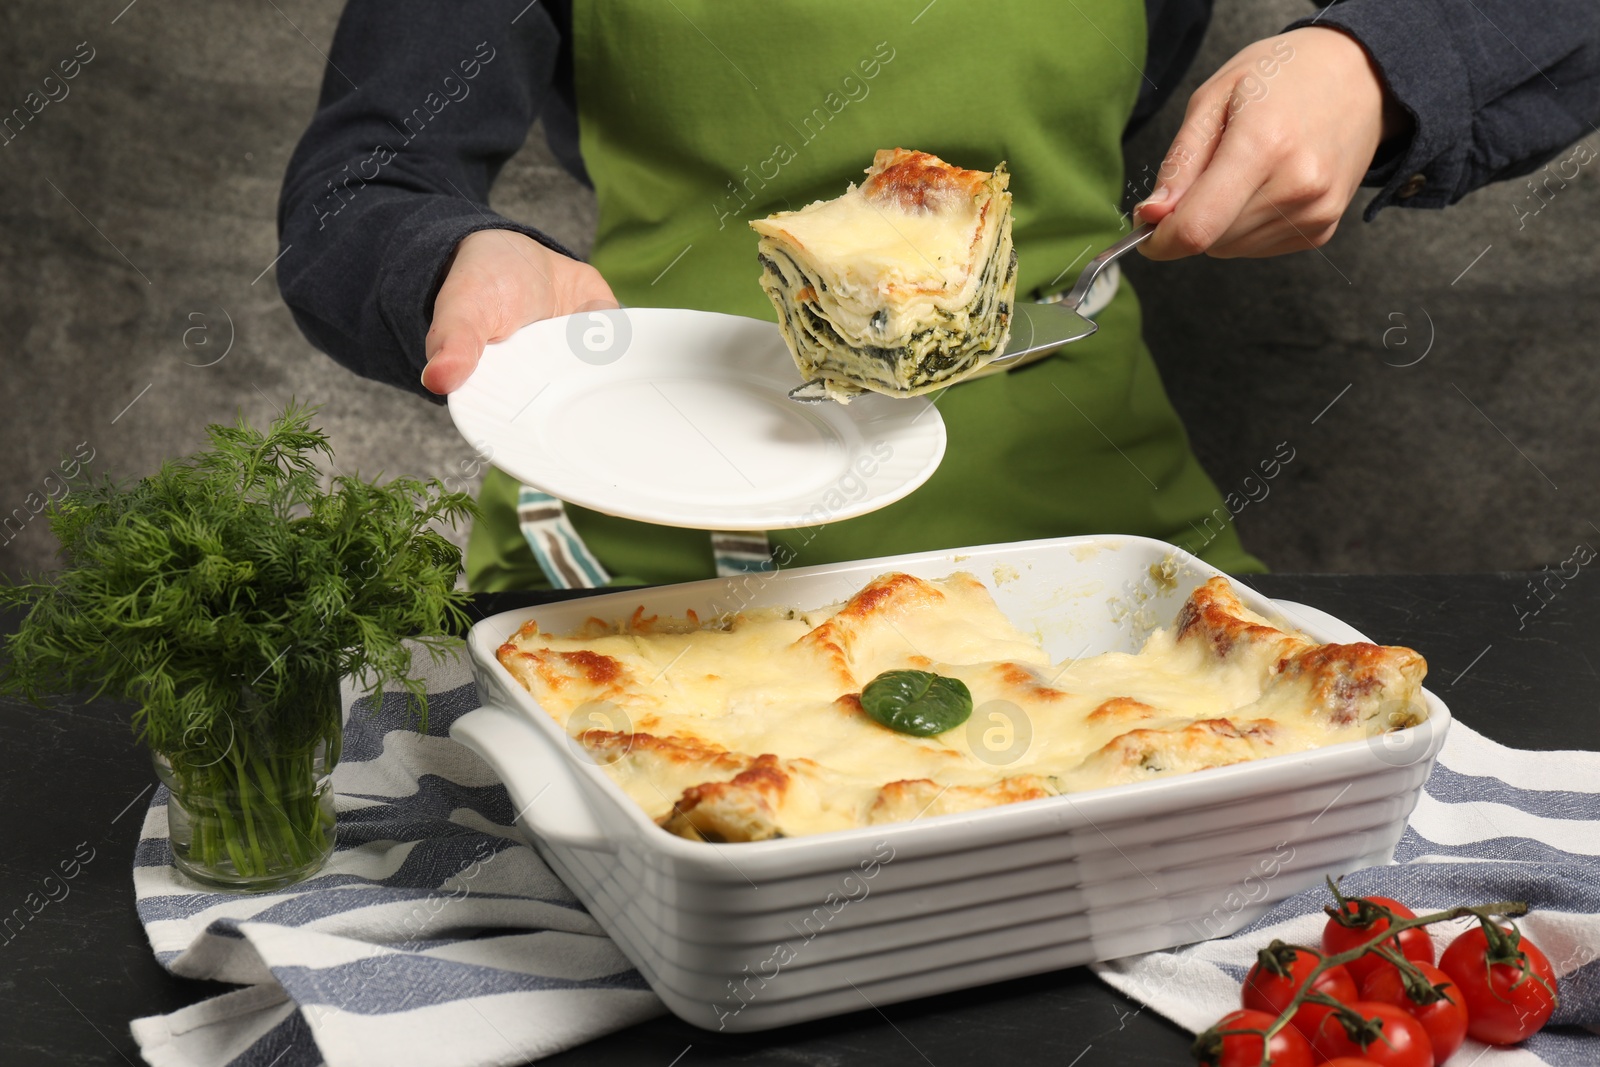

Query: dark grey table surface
left=4, top=573, right=1596, bottom=1066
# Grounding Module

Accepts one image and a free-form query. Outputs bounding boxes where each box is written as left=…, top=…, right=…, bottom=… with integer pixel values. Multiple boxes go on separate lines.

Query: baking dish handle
left=451, top=706, right=616, bottom=853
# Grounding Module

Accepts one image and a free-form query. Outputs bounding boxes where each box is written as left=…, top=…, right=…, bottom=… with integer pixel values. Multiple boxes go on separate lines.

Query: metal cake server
left=787, top=221, right=1156, bottom=403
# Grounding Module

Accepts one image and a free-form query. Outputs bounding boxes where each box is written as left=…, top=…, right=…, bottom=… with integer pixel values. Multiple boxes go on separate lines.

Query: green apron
left=466, top=0, right=1264, bottom=591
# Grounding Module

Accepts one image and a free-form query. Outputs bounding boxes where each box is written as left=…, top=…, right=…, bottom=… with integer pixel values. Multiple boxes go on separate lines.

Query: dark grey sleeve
left=1288, top=0, right=1600, bottom=220
left=1131, top=0, right=1216, bottom=139
left=276, top=0, right=575, bottom=401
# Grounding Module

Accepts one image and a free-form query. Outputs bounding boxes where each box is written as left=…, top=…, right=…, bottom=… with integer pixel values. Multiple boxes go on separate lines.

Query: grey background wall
left=2, top=0, right=1595, bottom=580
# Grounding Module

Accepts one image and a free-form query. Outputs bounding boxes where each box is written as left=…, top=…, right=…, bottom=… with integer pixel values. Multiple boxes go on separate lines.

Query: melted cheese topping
left=752, top=191, right=982, bottom=299
left=496, top=573, right=1428, bottom=842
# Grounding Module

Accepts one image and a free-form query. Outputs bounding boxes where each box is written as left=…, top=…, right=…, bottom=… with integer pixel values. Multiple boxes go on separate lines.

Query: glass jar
left=152, top=673, right=343, bottom=892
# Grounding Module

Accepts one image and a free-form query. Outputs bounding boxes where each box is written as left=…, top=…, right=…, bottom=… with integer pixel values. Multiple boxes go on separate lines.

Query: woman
left=278, top=0, right=1599, bottom=591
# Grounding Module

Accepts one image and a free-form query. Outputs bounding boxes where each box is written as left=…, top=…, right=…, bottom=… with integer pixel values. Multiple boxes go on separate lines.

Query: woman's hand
left=1138, top=27, right=1407, bottom=260
left=421, top=229, right=617, bottom=394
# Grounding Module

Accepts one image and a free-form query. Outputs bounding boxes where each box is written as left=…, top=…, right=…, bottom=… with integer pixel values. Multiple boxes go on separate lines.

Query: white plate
left=447, top=308, right=947, bottom=530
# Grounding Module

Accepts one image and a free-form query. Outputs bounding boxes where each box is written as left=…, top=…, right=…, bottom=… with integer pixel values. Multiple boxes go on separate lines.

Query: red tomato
left=1360, top=960, right=1469, bottom=1063
left=1322, top=895, right=1435, bottom=985
left=1321, top=1060, right=1384, bottom=1067
left=1196, top=1009, right=1316, bottom=1067
left=1242, top=942, right=1359, bottom=1040
left=1439, top=923, right=1559, bottom=1045
left=1309, top=1001, right=1434, bottom=1067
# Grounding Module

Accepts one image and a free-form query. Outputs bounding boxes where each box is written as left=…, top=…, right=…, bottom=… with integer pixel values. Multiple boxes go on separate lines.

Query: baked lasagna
left=751, top=149, right=1017, bottom=403
left=496, top=573, right=1428, bottom=842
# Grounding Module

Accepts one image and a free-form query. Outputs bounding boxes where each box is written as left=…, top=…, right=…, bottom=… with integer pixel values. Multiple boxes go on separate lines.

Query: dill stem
left=250, top=752, right=305, bottom=869
left=229, top=746, right=268, bottom=877
left=207, top=770, right=254, bottom=878
left=195, top=793, right=216, bottom=869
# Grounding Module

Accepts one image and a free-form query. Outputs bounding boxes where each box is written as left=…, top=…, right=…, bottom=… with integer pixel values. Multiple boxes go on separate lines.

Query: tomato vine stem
left=1192, top=877, right=1530, bottom=1066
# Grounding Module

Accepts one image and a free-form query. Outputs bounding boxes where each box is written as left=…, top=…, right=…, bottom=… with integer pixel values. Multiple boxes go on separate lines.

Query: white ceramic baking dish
left=451, top=535, right=1450, bottom=1031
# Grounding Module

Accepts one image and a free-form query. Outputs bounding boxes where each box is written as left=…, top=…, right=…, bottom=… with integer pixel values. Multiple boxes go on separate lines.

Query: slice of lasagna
left=496, top=573, right=1430, bottom=843
left=751, top=148, right=1017, bottom=403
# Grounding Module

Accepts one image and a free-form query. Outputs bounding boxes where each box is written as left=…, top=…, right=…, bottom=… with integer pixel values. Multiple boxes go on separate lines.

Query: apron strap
left=516, top=486, right=774, bottom=587
left=516, top=487, right=611, bottom=589
left=710, top=532, right=775, bottom=576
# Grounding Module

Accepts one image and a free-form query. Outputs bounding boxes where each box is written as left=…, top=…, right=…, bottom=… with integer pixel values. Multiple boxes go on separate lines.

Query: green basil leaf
left=859, top=669, right=973, bottom=737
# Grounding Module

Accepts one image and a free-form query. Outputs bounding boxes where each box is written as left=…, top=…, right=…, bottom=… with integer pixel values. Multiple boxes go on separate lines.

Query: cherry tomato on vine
left=1322, top=895, right=1435, bottom=985
left=1439, top=923, right=1559, bottom=1044
left=1360, top=960, right=1469, bottom=1063
left=1309, top=1001, right=1433, bottom=1067
left=1321, top=1059, right=1384, bottom=1067
left=1242, top=941, right=1359, bottom=1039
left=1194, top=1009, right=1315, bottom=1067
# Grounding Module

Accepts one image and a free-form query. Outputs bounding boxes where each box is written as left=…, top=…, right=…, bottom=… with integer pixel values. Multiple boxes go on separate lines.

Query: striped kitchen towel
left=130, top=642, right=1600, bottom=1066
left=129, top=645, right=665, bottom=1067
left=1093, top=721, right=1600, bottom=1065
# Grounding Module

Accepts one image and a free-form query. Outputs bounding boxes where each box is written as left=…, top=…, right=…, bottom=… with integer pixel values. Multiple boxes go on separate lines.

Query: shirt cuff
left=1286, top=0, right=1474, bottom=220
left=376, top=196, right=580, bottom=401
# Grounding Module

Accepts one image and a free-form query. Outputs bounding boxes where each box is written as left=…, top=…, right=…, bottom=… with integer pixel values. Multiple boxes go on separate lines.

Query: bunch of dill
left=0, top=405, right=476, bottom=880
